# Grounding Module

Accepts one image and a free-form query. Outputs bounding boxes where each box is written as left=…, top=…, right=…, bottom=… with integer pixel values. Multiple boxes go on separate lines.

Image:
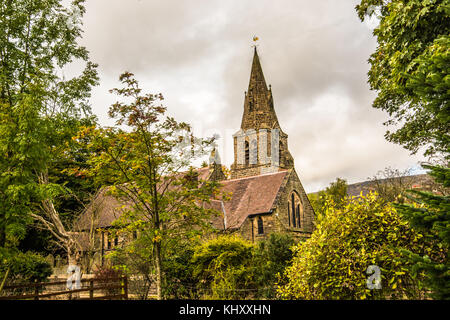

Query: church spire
left=248, top=47, right=269, bottom=95
left=240, top=47, right=280, bottom=130
left=231, top=46, right=294, bottom=179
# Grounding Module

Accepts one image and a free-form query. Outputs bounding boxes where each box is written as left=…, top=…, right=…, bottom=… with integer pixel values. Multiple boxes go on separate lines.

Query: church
left=204, top=47, right=315, bottom=241
left=77, top=48, right=315, bottom=257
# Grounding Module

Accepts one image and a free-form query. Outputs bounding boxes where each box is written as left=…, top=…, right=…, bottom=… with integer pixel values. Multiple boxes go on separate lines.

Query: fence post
left=89, top=279, right=94, bottom=299
left=122, top=276, right=128, bottom=300
left=34, top=280, right=39, bottom=301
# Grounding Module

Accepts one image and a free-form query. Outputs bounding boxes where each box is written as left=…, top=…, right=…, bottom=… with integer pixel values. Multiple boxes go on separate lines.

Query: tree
left=310, top=177, right=348, bottom=220
left=355, top=0, right=449, bottom=158
left=369, top=167, right=414, bottom=203
left=356, top=0, right=449, bottom=299
left=80, top=72, right=222, bottom=300
left=0, top=0, right=98, bottom=261
left=0, top=248, right=52, bottom=287
left=279, top=192, right=437, bottom=300
left=395, top=164, right=449, bottom=299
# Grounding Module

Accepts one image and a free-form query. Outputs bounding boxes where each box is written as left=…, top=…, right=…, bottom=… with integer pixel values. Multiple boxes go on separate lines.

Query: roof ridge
left=222, top=170, right=288, bottom=183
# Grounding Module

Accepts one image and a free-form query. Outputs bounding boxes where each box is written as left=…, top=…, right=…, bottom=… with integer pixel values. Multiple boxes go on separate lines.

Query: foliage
left=191, top=235, right=257, bottom=299
left=108, top=232, right=157, bottom=300
left=310, top=178, right=348, bottom=220
left=93, top=264, right=123, bottom=279
left=278, top=192, right=436, bottom=300
left=395, top=164, right=449, bottom=299
left=161, top=240, right=198, bottom=299
left=0, top=248, right=52, bottom=285
left=357, top=0, right=449, bottom=300
left=355, top=0, right=449, bottom=158
left=253, top=232, right=296, bottom=298
left=0, top=0, right=98, bottom=257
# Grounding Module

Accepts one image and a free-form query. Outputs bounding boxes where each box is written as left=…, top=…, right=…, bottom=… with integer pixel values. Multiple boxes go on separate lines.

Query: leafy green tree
left=356, top=0, right=449, bottom=157
left=81, top=72, right=222, bottom=300
left=279, top=192, right=437, bottom=300
left=0, top=248, right=52, bottom=288
left=0, top=0, right=98, bottom=256
left=357, top=0, right=449, bottom=299
left=108, top=234, right=156, bottom=299
left=161, top=240, right=198, bottom=299
left=395, top=164, right=449, bottom=299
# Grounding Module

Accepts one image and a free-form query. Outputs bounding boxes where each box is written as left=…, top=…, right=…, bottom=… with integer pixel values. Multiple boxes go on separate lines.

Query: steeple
left=241, top=47, right=281, bottom=130
left=208, top=147, right=226, bottom=181
left=248, top=47, right=268, bottom=96
left=231, top=47, right=294, bottom=179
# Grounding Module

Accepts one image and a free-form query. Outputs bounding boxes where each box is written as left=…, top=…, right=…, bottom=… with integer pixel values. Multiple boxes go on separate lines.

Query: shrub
left=162, top=243, right=198, bottom=299
left=278, top=192, right=434, bottom=300
left=93, top=265, right=123, bottom=296
left=191, top=235, right=256, bottom=299
left=0, top=248, right=52, bottom=286
left=253, top=232, right=296, bottom=298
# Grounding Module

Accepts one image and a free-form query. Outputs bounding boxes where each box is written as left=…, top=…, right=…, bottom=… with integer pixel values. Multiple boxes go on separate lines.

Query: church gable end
left=237, top=169, right=315, bottom=242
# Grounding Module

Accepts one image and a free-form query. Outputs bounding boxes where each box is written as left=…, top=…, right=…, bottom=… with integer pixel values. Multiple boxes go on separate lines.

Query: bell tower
left=230, top=48, right=294, bottom=179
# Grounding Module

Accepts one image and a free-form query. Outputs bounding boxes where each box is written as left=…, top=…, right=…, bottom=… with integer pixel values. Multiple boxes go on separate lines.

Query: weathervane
left=252, top=35, right=259, bottom=49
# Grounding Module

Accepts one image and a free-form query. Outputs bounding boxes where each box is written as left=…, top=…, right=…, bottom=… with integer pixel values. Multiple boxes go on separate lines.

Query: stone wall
left=235, top=169, right=315, bottom=242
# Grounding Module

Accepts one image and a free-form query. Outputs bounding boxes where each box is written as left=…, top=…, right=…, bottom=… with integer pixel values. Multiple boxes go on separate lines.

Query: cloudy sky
left=75, top=0, right=426, bottom=192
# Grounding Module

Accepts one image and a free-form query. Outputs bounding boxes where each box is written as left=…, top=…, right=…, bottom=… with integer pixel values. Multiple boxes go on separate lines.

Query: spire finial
left=252, top=35, right=259, bottom=51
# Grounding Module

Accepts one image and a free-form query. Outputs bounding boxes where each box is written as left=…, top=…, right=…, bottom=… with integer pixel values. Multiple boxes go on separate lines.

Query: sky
left=72, top=0, right=426, bottom=193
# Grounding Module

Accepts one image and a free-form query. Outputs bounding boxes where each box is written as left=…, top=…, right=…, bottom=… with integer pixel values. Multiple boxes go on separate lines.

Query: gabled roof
left=75, top=187, right=129, bottom=229
left=218, top=170, right=289, bottom=229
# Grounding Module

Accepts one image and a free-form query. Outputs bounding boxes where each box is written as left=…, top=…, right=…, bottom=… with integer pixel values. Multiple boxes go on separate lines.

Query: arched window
left=257, top=216, right=264, bottom=235
left=288, top=191, right=303, bottom=228
left=245, top=140, right=249, bottom=165
left=291, top=193, right=296, bottom=228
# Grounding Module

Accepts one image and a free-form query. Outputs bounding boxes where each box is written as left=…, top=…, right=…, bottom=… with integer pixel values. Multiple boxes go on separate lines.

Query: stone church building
left=206, top=47, right=315, bottom=241
left=78, top=48, right=315, bottom=259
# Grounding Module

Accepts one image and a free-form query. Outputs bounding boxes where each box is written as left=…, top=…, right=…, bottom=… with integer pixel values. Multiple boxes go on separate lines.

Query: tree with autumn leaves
left=75, top=72, right=224, bottom=300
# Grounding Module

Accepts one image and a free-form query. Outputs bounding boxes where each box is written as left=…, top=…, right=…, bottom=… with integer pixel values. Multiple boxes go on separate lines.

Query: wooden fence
left=0, top=276, right=128, bottom=300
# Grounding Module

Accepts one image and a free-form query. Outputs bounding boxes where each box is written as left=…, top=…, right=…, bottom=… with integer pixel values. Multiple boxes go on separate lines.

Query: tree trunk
left=0, top=226, right=5, bottom=247
left=154, top=240, right=163, bottom=300
left=67, top=242, right=81, bottom=266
